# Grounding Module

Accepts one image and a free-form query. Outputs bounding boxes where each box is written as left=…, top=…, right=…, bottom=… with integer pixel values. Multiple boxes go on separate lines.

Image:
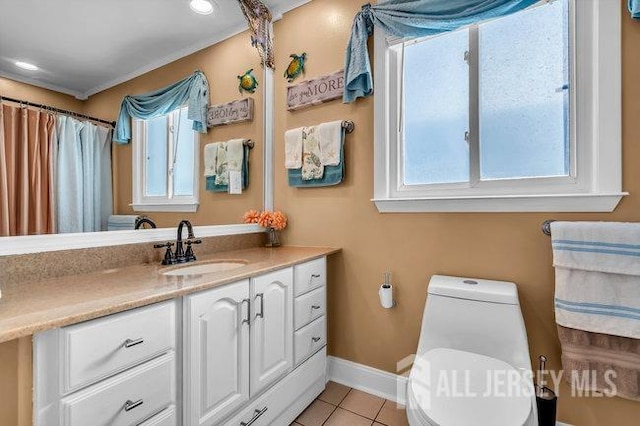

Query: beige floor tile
left=318, top=381, right=351, bottom=405
left=375, top=400, right=409, bottom=426
left=339, top=389, right=385, bottom=420
left=324, top=408, right=373, bottom=426
left=294, top=399, right=336, bottom=426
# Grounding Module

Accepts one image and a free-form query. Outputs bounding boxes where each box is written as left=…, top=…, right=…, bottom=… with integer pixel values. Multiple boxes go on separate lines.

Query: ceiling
left=0, top=0, right=310, bottom=100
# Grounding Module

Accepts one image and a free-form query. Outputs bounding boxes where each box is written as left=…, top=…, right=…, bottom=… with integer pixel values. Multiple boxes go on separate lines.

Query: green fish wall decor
left=284, top=53, right=306, bottom=83
left=238, top=69, right=258, bottom=94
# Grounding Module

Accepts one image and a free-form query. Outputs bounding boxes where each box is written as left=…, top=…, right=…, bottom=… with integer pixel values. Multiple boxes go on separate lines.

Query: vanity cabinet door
left=184, top=279, right=250, bottom=426
left=250, top=268, right=294, bottom=397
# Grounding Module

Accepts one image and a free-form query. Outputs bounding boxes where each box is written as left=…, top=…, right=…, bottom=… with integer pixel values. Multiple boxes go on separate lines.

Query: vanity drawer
left=294, top=286, right=326, bottom=330
left=61, top=300, right=176, bottom=393
left=294, top=316, right=326, bottom=366
left=293, top=257, right=326, bottom=297
left=138, top=405, right=177, bottom=426
left=60, top=352, right=175, bottom=426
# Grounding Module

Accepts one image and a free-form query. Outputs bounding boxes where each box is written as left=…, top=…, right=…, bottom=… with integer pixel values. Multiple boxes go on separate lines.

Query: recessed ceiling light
left=190, top=0, right=214, bottom=15
left=15, top=61, right=38, bottom=71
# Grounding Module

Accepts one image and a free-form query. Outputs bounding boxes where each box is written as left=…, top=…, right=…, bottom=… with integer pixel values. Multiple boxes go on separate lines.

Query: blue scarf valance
left=631, top=0, right=640, bottom=18
left=343, top=0, right=544, bottom=103
left=113, top=70, right=209, bottom=144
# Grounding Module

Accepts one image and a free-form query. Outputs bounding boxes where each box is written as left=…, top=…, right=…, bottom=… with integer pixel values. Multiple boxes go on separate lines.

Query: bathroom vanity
left=0, top=247, right=335, bottom=426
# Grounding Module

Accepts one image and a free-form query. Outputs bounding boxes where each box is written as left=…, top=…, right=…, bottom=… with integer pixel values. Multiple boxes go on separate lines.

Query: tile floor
left=292, top=381, right=409, bottom=426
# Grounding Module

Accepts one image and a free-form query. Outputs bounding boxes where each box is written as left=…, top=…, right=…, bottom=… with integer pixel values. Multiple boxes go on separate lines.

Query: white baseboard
left=327, top=356, right=408, bottom=405
left=327, top=356, right=572, bottom=426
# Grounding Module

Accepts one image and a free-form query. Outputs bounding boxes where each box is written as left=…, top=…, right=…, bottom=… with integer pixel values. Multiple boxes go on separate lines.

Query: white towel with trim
left=204, top=143, right=218, bottom=177
left=317, top=120, right=343, bottom=166
left=551, top=221, right=640, bottom=339
left=107, top=215, right=139, bottom=231
left=285, top=127, right=303, bottom=169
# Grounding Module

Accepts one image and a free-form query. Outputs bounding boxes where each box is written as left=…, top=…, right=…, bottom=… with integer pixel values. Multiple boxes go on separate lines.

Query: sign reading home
left=207, top=98, right=254, bottom=127
left=287, top=70, right=344, bottom=111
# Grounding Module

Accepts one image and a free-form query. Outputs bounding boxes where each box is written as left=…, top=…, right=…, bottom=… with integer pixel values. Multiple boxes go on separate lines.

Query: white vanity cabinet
left=34, top=255, right=328, bottom=426
left=250, top=268, right=294, bottom=397
left=34, top=300, right=179, bottom=426
left=184, top=279, right=251, bottom=426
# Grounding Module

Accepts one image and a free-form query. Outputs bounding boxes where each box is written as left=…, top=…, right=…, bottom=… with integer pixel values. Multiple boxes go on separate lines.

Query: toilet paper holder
left=379, top=270, right=395, bottom=308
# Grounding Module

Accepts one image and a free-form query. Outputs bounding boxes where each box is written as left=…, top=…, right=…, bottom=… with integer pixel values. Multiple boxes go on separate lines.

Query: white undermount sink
left=161, top=260, right=248, bottom=276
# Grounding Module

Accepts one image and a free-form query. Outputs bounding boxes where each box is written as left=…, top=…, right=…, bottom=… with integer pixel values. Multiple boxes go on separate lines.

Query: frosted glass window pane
left=403, top=28, right=470, bottom=185
left=173, top=109, right=195, bottom=196
left=479, top=0, right=569, bottom=180
left=145, top=115, right=168, bottom=196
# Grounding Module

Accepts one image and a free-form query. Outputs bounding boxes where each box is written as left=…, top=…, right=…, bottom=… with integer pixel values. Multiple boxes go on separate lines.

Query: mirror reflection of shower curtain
left=0, top=104, right=57, bottom=236
left=55, top=116, right=113, bottom=233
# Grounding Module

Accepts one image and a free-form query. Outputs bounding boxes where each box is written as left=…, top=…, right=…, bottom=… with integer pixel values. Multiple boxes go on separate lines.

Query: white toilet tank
left=416, top=275, right=532, bottom=373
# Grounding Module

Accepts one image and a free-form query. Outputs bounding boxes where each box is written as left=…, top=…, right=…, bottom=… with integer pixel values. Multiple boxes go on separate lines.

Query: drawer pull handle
left=240, top=406, right=268, bottom=426
left=123, top=399, right=143, bottom=412
left=308, top=274, right=321, bottom=286
left=123, top=338, right=144, bottom=348
left=312, top=336, right=321, bottom=342
left=311, top=305, right=321, bottom=310
left=242, top=298, right=251, bottom=325
left=255, top=293, right=264, bottom=319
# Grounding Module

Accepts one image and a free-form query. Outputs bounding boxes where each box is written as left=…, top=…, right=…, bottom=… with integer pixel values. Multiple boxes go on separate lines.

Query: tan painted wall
left=273, top=1, right=640, bottom=425
left=83, top=31, right=264, bottom=228
left=0, top=77, right=84, bottom=113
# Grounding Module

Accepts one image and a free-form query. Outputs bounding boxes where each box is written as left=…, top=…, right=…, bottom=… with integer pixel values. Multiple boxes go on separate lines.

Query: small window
left=132, top=107, right=199, bottom=212
left=374, top=0, right=624, bottom=212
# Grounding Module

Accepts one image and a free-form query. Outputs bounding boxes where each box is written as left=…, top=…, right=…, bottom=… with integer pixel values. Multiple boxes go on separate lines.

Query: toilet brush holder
left=536, top=386, right=557, bottom=426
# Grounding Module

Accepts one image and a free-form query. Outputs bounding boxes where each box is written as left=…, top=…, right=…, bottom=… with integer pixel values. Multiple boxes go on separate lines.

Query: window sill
left=372, top=193, right=628, bottom=213
left=131, top=202, right=199, bottom=213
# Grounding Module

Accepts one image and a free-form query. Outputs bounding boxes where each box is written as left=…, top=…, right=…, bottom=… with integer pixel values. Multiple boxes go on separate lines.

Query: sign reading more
left=207, top=98, right=254, bottom=127
left=287, top=70, right=344, bottom=111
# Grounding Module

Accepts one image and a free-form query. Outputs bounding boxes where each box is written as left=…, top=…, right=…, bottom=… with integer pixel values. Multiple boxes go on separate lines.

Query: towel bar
left=244, top=139, right=255, bottom=149
left=542, top=220, right=555, bottom=236
left=342, top=120, right=355, bottom=134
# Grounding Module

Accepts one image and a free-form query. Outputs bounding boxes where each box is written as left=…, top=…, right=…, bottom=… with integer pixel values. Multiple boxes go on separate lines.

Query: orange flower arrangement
left=243, top=209, right=288, bottom=231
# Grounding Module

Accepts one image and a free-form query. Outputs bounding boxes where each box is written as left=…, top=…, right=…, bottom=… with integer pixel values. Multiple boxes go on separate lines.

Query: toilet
left=406, top=275, right=538, bottom=426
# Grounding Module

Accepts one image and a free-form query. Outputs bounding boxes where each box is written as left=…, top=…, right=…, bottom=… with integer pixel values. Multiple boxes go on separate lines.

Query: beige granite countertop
left=0, top=246, right=339, bottom=343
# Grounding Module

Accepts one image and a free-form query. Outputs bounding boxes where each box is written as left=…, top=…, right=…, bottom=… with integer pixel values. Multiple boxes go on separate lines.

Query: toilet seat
left=407, top=348, right=532, bottom=426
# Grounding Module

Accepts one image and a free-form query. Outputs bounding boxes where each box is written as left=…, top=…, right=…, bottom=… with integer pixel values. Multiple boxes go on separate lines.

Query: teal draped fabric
left=631, top=0, right=640, bottom=18
left=343, top=0, right=540, bottom=103
left=113, top=70, right=209, bottom=144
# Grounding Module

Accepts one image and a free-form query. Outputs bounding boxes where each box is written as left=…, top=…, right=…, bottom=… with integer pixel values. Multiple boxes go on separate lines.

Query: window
left=373, top=0, right=625, bottom=212
left=132, top=106, right=199, bottom=212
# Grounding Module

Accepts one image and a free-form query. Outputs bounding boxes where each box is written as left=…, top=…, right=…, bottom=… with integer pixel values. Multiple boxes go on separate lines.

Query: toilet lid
left=409, top=348, right=531, bottom=426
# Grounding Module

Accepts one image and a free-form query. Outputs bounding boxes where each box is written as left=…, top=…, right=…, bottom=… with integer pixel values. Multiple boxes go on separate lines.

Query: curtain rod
left=0, top=95, right=116, bottom=127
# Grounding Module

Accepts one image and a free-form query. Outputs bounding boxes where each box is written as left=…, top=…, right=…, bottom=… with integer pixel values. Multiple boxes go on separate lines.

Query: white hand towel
left=204, top=143, right=219, bottom=177
left=285, top=127, right=303, bottom=169
left=226, top=139, right=245, bottom=172
left=317, top=120, right=343, bottom=166
left=301, top=126, right=324, bottom=180
left=214, top=142, right=228, bottom=185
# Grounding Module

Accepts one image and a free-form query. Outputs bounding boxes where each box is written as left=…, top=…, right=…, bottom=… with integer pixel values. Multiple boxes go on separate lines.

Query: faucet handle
left=184, top=239, right=201, bottom=262
left=154, top=242, right=176, bottom=265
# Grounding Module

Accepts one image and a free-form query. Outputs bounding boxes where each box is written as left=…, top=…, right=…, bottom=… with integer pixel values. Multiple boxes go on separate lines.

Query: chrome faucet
left=154, top=220, right=201, bottom=265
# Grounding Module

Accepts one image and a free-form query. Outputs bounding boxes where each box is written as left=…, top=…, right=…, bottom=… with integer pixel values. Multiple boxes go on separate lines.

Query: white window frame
left=373, top=0, right=626, bottom=213
left=132, top=107, right=200, bottom=212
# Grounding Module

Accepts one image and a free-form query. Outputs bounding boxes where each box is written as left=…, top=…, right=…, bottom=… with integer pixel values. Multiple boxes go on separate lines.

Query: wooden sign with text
left=287, top=70, right=344, bottom=111
left=207, top=98, right=254, bottom=127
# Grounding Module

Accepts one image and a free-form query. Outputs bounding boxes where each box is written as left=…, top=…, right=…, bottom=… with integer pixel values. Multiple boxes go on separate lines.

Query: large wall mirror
left=0, top=0, right=299, bottom=254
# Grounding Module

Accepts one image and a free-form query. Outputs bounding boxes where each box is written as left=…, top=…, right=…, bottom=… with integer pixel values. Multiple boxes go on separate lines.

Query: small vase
left=266, top=227, right=281, bottom=247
